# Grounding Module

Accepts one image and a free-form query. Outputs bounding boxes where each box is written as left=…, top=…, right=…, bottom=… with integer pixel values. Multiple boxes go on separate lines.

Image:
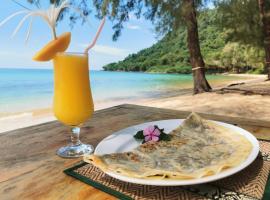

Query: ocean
left=0, top=68, right=241, bottom=115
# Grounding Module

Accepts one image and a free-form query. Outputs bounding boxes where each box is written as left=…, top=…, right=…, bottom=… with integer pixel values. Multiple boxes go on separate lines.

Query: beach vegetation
left=103, top=9, right=267, bottom=76
left=215, top=0, right=270, bottom=79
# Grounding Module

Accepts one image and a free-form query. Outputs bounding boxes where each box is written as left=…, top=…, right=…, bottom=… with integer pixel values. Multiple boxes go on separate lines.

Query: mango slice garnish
left=33, top=32, right=71, bottom=61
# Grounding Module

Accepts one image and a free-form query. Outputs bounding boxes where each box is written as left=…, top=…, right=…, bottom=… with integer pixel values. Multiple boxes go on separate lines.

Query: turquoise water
left=0, top=68, right=240, bottom=114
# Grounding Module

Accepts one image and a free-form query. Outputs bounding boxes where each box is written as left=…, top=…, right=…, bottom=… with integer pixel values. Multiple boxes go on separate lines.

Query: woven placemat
left=64, top=140, right=270, bottom=200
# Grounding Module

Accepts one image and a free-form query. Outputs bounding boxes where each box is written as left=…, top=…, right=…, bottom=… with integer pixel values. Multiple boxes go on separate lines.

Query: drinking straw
left=84, top=17, right=106, bottom=54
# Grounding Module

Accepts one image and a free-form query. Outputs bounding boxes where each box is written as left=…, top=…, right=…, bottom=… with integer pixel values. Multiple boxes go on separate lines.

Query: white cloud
left=93, top=45, right=130, bottom=57
left=127, top=24, right=141, bottom=30
left=78, top=44, right=130, bottom=57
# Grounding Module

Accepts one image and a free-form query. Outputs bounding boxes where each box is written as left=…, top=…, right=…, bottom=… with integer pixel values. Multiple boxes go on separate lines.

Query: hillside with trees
left=103, top=9, right=265, bottom=74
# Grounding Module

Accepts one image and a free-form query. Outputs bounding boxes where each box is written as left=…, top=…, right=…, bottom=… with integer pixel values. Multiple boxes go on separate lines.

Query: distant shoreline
left=103, top=69, right=267, bottom=77
left=1, top=67, right=266, bottom=77
left=0, top=67, right=103, bottom=71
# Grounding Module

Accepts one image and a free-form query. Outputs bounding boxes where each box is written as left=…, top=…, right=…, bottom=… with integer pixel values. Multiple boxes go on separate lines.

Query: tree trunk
left=182, top=0, right=211, bottom=94
left=258, top=0, right=270, bottom=80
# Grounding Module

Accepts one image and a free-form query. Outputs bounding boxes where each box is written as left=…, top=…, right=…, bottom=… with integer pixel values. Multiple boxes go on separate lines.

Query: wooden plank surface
left=0, top=104, right=270, bottom=200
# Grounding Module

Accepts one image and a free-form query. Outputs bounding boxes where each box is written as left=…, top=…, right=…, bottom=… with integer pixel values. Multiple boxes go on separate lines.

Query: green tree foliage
left=215, top=0, right=263, bottom=47
left=215, top=0, right=270, bottom=78
left=103, top=9, right=265, bottom=74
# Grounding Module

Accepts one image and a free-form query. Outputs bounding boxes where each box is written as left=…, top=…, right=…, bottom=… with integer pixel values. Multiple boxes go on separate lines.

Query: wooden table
left=1, top=104, right=270, bottom=200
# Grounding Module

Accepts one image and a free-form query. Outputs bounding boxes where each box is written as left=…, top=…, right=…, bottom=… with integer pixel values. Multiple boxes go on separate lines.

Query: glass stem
left=71, top=127, right=81, bottom=146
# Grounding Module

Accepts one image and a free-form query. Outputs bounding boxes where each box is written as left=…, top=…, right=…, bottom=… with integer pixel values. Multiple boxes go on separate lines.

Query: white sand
left=0, top=112, right=56, bottom=133
left=141, top=92, right=270, bottom=121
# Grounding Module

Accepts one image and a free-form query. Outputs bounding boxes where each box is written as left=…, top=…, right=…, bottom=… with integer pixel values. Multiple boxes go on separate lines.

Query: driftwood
left=218, top=88, right=270, bottom=95
left=217, top=81, right=270, bottom=96
left=227, top=82, right=245, bottom=87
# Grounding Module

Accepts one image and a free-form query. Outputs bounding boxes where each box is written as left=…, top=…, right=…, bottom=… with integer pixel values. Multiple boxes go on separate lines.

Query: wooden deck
left=0, top=104, right=270, bottom=200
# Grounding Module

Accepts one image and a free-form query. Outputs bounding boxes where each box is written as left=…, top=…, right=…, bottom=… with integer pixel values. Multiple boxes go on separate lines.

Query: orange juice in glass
left=0, top=1, right=106, bottom=158
left=53, top=52, right=94, bottom=158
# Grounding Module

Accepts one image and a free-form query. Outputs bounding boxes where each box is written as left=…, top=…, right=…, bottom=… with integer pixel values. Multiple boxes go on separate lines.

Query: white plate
left=95, top=119, right=259, bottom=186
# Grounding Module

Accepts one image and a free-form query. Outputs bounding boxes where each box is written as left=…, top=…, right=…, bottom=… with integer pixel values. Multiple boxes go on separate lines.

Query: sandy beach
left=141, top=74, right=270, bottom=120
left=142, top=87, right=270, bottom=121
left=1, top=74, right=269, bottom=133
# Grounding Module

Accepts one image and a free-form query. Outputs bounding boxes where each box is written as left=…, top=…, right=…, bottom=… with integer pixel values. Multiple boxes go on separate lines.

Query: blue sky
left=0, top=1, right=157, bottom=70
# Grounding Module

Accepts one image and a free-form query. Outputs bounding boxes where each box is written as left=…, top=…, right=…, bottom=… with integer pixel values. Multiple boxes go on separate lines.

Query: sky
left=0, top=1, right=157, bottom=70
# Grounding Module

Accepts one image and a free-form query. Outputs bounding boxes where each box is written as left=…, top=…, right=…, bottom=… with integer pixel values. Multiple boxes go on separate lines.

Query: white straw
left=84, top=17, right=106, bottom=54
left=25, top=16, right=33, bottom=43
left=11, top=12, right=33, bottom=38
left=0, top=10, right=28, bottom=27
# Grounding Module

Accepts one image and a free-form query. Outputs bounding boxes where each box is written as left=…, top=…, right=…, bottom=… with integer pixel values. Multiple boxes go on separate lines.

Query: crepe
left=84, top=113, right=252, bottom=179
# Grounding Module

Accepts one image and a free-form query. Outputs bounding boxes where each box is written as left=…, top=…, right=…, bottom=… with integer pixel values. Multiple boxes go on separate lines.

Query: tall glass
left=53, top=52, right=94, bottom=158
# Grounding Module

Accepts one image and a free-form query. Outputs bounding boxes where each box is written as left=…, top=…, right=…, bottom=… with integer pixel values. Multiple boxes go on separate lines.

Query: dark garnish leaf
left=133, top=130, right=144, bottom=139
left=159, top=132, right=171, bottom=141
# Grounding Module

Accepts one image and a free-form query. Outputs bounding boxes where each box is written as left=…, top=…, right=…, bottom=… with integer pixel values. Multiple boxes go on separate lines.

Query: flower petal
left=148, top=125, right=155, bottom=133
left=143, top=129, right=150, bottom=136
left=152, top=136, right=159, bottom=142
left=153, top=128, right=161, bottom=136
left=143, top=125, right=155, bottom=136
left=144, top=135, right=151, bottom=142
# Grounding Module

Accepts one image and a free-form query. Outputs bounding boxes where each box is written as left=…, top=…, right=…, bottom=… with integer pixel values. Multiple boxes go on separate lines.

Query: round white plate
left=95, top=119, right=259, bottom=186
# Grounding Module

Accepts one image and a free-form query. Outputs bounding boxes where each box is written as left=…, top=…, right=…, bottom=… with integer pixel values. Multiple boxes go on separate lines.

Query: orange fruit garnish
left=33, top=32, right=71, bottom=61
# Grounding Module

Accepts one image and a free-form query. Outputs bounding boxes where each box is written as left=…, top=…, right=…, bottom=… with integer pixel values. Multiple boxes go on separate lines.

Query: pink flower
left=143, top=125, right=161, bottom=142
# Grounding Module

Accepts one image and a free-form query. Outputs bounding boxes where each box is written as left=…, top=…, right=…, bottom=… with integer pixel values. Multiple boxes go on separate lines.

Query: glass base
left=56, top=143, right=94, bottom=158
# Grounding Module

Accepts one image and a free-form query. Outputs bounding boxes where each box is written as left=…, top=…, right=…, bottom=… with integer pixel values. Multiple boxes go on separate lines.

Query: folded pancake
left=84, top=113, right=252, bottom=179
